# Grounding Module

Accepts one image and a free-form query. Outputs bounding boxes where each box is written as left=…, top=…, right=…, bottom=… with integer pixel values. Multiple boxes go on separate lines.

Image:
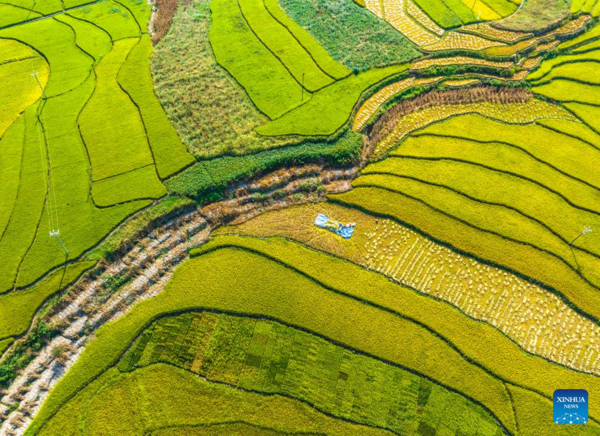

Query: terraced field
left=3, top=0, right=600, bottom=434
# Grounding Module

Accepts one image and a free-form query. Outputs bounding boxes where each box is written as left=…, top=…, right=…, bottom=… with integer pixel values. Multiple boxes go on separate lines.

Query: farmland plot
left=0, top=0, right=193, bottom=340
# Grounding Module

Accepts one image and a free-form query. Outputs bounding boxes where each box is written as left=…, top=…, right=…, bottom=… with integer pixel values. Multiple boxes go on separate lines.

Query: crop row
left=378, top=0, right=442, bottom=46
left=353, top=76, right=440, bottom=131
left=40, top=364, right=385, bottom=436
left=459, top=22, right=530, bottom=42
left=363, top=157, right=600, bottom=262
left=425, top=30, right=505, bottom=51
left=117, top=311, right=502, bottom=435
left=218, top=201, right=600, bottom=376
left=191, top=237, right=600, bottom=430
left=0, top=0, right=193, bottom=315
left=411, top=55, right=513, bottom=71
left=372, top=98, right=574, bottom=158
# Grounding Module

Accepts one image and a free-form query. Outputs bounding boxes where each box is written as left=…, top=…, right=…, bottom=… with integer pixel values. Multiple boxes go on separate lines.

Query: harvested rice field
left=2, top=0, right=600, bottom=435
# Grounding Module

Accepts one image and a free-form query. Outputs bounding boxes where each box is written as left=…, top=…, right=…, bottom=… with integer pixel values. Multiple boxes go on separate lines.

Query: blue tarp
left=314, top=213, right=355, bottom=239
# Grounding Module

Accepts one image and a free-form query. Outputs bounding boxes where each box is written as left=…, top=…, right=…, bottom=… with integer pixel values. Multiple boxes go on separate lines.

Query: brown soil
left=150, top=0, right=189, bottom=45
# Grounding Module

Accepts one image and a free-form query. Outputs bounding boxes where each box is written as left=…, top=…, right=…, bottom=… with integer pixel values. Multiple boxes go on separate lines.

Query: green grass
left=117, top=35, right=194, bottom=178
left=118, top=311, right=503, bottom=436
left=166, top=130, right=361, bottom=197
left=263, top=0, right=349, bottom=79
left=69, top=0, right=141, bottom=40
left=40, top=365, right=393, bottom=436
left=0, top=4, right=40, bottom=28
left=209, top=0, right=307, bottom=119
left=54, top=13, right=113, bottom=63
left=151, top=0, right=290, bottom=159
left=413, top=0, right=470, bottom=28
left=256, top=64, right=409, bottom=136
left=278, top=0, right=421, bottom=71
left=0, top=261, right=94, bottom=341
left=493, top=0, right=569, bottom=31
left=238, top=0, right=335, bottom=91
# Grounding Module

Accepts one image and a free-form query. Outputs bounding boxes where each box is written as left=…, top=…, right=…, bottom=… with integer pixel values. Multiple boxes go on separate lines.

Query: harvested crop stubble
left=256, top=64, right=409, bottom=136
left=209, top=0, right=307, bottom=119
left=443, top=78, right=479, bottom=86
left=560, top=23, right=600, bottom=51
left=333, top=184, right=600, bottom=335
left=424, top=31, right=504, bottom=51
left=191, top=236, right=600, bottom=424
left=370, top=91, right=573, bottom=158
left=218, top=203, right=600, bottom=375
left=353, top=76, right=440, bottom=131
left=40, top=365, right=393, bottom=436
left=411, top=56, right=513, bottom=70
left=406, top=0, right=444, bottom=36
left=459, top=22, right=530, bottom=42
left=117, top=311, right=504, bottom=435
left=353, top=171, right=600, bottom=295
left=361, top=158, right=600, bottom=278
left=487, top=17, right=590, bottom=57
left=376, top=0, right=441, bottom=46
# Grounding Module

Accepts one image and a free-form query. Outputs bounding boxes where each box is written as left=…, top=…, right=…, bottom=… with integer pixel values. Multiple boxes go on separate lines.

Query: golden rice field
left=4, top=0, right=600, bottom=434
left=372, top=98, right=576, bottom=158
left=217, top=203, right=600, bottom=376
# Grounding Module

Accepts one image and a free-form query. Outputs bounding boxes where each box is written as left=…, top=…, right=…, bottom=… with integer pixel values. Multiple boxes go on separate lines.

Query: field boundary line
left=329, top=193, right=600, bottom=322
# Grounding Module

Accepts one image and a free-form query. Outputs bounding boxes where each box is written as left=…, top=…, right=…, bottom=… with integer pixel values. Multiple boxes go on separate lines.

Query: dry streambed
left=0, top=164, right=355, bottom=436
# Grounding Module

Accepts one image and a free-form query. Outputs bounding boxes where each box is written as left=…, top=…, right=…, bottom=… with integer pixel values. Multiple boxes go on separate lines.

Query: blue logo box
left=554, top=389, right=588, bottom=424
